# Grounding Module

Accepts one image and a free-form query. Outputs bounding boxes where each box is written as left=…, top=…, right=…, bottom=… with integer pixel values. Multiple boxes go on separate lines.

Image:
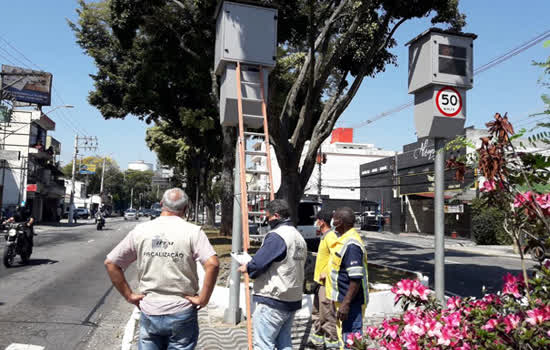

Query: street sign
left=444, top=204, right=464, bottom=213
left=0, top=149, right=20, bottom=160
left=435, top=86, right=462, bottom=117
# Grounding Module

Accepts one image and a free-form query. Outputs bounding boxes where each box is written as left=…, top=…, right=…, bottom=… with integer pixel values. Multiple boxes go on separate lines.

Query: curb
left=362, top=232, right=525, bottom=260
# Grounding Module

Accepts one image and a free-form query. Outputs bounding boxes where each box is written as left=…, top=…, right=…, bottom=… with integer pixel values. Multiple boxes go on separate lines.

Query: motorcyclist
left=4, top=202, right=35, bottom=248
left=95, top=204, right=106, bottom=224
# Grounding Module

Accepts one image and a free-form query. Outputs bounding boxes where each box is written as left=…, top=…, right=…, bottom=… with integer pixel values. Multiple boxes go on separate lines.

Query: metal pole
left=130, top=187, right=134, bottom=209
left=224, top=145, right=242, bottom=324
left=99, top=157, right=106, bottom=207
left=317, top=146, right=322, bottom=202
left=68, top=135, right=78, bottom=224
left=434, top=137, right=446, bottom=305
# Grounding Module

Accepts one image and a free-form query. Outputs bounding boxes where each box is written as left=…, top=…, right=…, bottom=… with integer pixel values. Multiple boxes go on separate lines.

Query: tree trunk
left=206, top=202, right=215, bottom=227
left=277, top=168, right=305, bottom=224
left=220, top=126, right=236, bottom=235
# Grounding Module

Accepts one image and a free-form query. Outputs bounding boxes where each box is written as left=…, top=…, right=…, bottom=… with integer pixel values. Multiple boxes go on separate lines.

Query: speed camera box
left=215, top=1, right=278, bottom=75
left=407, top=28, right=476, bottom=94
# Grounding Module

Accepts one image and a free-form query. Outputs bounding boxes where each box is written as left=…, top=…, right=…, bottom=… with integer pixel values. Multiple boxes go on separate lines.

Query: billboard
left=1, top=65, right=52, bottom=105
left=79, top=164, right=96, bottom=175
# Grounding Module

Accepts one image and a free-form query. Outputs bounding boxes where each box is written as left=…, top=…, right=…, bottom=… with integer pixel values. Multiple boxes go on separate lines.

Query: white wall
left=2, top=110, right=32, bottom=207
left=269, top=139, right=395, bottom=200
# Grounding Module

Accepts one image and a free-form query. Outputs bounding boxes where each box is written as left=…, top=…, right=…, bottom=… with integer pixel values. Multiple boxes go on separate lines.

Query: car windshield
left=126, top=209, right=136, bottom=213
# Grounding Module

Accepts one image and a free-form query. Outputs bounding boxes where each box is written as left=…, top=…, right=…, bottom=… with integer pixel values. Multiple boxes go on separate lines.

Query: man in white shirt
left=104, top=188, right=219, bottom=350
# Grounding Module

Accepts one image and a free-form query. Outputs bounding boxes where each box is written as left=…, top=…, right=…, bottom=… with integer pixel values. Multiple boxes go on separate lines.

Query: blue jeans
left=341, top=303, right=363, bottom=347
left=139, top=308, right=198, bottom=350
left=252, top=302, right=296, bottom=350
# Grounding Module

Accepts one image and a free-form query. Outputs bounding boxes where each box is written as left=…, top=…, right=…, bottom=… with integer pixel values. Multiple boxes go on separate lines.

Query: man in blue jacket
left=238, top=199, right=307, bottom=350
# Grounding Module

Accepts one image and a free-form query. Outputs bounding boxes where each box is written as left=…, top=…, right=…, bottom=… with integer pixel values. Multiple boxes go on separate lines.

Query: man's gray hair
left=161, top=188, right=189, bottom=213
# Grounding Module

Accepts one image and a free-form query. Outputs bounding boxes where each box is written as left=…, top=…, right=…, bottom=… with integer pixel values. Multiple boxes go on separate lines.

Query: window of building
left=30, top=123, right=47, bottom=147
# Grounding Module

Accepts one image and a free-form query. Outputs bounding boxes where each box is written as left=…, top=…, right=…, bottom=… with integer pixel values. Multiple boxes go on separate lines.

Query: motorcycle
left=95, top=213, right=105, bottom=230
left=523, top=236, right=550, bottom=263
left=3, top=223, right=32, bottom=267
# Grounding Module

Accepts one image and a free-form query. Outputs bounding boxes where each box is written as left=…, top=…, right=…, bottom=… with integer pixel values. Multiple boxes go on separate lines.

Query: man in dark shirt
left=238, top=199, right=307, bottom=350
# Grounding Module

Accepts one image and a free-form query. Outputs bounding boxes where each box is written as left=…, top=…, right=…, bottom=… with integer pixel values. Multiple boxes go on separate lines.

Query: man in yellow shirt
left=307, top=210, right=339, bottom=349
left=325, top=207, right=368, bottom=350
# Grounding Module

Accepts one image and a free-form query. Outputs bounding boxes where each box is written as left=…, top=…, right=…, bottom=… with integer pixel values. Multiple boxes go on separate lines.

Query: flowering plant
left=346, top=264, right=550, bottom=349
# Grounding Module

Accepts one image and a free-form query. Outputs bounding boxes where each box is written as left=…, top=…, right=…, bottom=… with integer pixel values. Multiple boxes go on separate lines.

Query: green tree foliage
left=471, top=198, right=512, bottom=245
left=70, top=0, right=466, bottom=221
left=146, top=121, right=222, bottom=226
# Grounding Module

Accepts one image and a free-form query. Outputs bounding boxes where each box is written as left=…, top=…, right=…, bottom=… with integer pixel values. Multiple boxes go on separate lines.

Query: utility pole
left=68, top=135, right=98, bottom=224
left=130, top=187, right=134, bottom=209
left=99, top=157, right=106, bottom=207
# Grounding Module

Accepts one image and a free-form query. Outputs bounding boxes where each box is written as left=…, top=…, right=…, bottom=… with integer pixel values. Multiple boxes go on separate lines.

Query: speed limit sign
left=435, top=86, right=462, bottom=117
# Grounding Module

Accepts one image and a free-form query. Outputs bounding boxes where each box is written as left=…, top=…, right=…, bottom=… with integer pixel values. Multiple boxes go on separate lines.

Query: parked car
left=124, top=209, right=139, bottom=221
left=75, top=208, right=90, bottom=219
left=150, top=209, right=161, bottom=220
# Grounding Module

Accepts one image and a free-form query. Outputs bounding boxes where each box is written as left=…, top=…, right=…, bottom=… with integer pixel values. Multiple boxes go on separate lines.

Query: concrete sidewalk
left=362, top=230, right=527, bottom=260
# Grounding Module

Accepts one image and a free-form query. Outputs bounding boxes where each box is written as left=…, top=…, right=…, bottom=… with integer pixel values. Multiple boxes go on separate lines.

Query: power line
left=344, top=29, right=550, bottom=129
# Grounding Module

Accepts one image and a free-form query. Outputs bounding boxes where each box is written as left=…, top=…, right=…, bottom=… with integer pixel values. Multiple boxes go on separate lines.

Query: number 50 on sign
left=435, top=86, right=463, bottom=117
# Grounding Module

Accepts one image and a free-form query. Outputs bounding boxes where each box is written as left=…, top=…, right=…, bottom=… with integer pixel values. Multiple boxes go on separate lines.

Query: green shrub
left=471, top=199, right=512, bottom=245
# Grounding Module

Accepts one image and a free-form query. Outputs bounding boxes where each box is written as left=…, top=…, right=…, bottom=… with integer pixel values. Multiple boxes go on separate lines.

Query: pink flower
left=503, top=314, right=521, bottom=332
left=386, top=340, right=402, bottom=350
left=365, top=326, right=382, bottom=339
left=391, top=279, right=430, bottom=302
left=382, top=320, right=399, bottom=339
left=425, top=319, right=443, bottom=338
left=455, top=343, right=472, bottom=350
left=502, top=273, right=523, bottom=298
left=481, top=319, right=499, bottom=331
left=480, top=180, right=496, bottom=192
left=535, top=193, right=550, bottom=209
left=438, top=326, right=461, bottom=346
left=442, top=312, right=462, bottom=328
left=513, top=192, right=533, bottom=208
left=447, top=296, right=461, bottom=310
left=526, top=308, right=549, bottom=326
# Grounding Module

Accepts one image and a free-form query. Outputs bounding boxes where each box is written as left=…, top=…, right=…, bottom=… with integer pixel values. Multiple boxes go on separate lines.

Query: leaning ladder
left=235, top=62, right=275, bottom=350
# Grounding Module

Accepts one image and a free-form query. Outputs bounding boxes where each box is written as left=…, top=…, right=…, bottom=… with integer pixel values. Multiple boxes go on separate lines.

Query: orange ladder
left=235, top=61, right=275, bottom=350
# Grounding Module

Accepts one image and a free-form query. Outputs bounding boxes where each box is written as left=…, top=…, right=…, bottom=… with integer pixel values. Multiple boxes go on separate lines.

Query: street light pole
left=68, top=135, right=78, bottom=224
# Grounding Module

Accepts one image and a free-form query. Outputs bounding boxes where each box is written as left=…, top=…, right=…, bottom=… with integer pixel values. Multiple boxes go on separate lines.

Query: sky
left=0, top=1, right=549, bottom=170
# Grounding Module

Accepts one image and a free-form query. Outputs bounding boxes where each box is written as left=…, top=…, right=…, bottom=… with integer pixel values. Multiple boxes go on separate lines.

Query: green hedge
left=471, top=199, right=512, bottom=245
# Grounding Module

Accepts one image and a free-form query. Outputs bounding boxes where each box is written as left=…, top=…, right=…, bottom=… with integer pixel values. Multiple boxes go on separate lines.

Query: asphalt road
left=365, top=236, right=536, bottom=298
left=0, top=217, right=139, bottom=350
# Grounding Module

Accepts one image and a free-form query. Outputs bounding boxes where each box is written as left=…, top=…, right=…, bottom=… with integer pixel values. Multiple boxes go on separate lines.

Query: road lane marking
left=87, top=239, right=95, bottom=243
left=5, top=344, right=45, bottom=350
left=446, top=259, right=462, bottom=264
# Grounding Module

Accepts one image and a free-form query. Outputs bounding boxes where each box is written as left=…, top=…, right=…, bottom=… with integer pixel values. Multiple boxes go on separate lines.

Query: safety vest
left=325, top=228, right=368, bottom=305
left=313, top=230, right=338, bottom=285
left=253, top=223, right=307, bottom=302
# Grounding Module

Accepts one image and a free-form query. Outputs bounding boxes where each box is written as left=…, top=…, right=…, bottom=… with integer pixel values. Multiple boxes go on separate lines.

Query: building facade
left=248, top=128, right=395, bottom=209
left=359, top=126, right=548, bottom=237
left=1, top=109, right=65, bottom=222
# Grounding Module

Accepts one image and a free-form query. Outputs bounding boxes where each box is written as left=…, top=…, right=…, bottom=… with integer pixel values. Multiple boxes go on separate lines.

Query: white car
left=124, top=209, right=139, bottom=221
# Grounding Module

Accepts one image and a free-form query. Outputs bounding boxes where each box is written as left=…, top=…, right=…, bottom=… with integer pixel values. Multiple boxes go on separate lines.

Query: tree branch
left=278, top=0, right=350, bottom=125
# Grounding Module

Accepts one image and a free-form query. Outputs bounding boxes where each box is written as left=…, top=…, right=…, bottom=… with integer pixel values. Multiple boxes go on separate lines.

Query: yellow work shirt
left=313, top=230, right=338, bottom=285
